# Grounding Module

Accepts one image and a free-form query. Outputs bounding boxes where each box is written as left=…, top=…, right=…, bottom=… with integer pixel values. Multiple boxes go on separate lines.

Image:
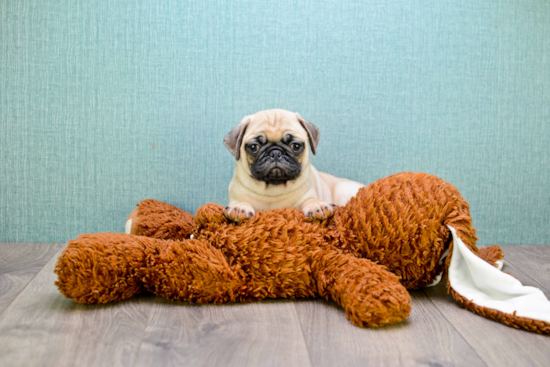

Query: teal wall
left=1, top=1, right=549, bottom=244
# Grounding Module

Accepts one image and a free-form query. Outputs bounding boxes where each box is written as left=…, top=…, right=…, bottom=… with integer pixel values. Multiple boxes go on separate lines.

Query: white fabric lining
left=447, top=225, right=550, bottom=323
left=125, top=219, right=132, bottom=234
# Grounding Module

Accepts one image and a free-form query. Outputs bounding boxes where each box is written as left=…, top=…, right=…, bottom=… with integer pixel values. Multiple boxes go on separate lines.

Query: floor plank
left=135, top=299, right=312, bottom=367
left=423, top=250, right=550, bottom=367
left=294, top=291, right=486, bottom=367
left=500, top=245, right=550, bottom=291
left=0, top=246, right=153, bottom=367
left=0, top=242, right=64, bottom=314
left=0, top=242, right=64, bottom=315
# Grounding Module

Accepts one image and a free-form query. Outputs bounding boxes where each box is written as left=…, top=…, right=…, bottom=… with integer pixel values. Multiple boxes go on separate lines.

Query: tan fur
left=226, top=109, right=364, bottom=221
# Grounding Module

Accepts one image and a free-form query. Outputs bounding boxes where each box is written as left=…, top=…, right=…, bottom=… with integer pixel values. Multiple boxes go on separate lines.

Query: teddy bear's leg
left=125, top=199, right=195, bottom=240
left=313, top=249, right=412, bottom=328
left=56, top=233, right=246, bottom=305
left=142, top=238, right=246, bottom=303
left=55, top=233, right=151, bottom=304
left=477, top=245, right=504, bottom=269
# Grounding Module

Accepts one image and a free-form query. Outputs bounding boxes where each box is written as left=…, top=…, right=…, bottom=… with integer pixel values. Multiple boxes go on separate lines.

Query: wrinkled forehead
left=243, top=111, right=308, bottom=143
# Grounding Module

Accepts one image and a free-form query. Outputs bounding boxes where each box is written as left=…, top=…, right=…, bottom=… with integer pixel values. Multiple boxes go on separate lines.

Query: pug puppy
left=223, top=109, right=364, bottom=222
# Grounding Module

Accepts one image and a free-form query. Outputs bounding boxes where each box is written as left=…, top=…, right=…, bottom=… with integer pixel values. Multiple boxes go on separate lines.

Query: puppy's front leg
left=224, top=202, right=255, bottom=222
left=301, top=198, right=336, bottom=220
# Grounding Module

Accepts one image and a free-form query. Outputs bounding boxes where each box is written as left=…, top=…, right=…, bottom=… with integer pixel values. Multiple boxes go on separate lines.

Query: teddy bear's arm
left=126, top=199, right=195, bottom=240
left=313, top=248, right=412, bottom=328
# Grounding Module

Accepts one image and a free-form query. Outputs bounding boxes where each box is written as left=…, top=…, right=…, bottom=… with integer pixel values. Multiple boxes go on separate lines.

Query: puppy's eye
left=291, top=143, right=302, bottom=152
left=248, top=144, right=259, bottom=153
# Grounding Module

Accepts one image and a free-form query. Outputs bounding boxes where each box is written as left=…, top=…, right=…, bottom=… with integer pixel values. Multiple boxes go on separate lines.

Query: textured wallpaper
left=1, top=0, right=549, bottom=244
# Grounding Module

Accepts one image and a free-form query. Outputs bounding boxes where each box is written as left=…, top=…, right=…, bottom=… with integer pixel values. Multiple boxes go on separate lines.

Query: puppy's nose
left=269, top=149, right=283, bottom=160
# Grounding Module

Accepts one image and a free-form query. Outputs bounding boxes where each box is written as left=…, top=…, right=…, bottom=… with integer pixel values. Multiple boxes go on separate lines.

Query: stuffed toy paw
left=55, top=172, right=550, bottom=333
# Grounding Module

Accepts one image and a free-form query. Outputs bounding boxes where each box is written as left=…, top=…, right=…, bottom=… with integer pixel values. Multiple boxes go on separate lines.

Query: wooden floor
left=0, top=243, right=549, bottom=367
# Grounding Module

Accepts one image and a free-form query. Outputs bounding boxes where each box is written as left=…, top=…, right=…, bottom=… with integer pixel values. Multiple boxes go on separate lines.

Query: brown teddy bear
left=55, top=172, right=550, bottom=333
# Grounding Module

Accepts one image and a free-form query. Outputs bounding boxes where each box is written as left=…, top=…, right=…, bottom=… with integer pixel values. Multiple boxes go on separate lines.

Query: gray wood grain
left=294, top=291, right=486, bottom=367
left=135, top=299, right=312, bottom=367
left=499, top=245, right=550, bottom=291
left=423, top=249, right=550, bottom=367
left=0, top=242, right=65, bottom=315
left=0, top=245, right=153, bottom=367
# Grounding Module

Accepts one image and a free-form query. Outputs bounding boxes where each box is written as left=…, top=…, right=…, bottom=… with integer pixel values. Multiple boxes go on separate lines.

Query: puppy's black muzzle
left=250, top=144, right=301, bottom=185
left=267, top=147, right=283, bottom=161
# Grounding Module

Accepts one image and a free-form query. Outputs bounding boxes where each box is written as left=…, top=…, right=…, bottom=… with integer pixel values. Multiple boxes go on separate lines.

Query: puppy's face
left=224, top=109, right=320, bottom=185
left=244, top=126, right=305, bottom=184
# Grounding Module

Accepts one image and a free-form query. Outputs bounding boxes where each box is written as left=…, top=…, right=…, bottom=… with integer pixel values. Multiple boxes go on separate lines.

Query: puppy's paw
left=224, top=202, right=255, bottom=222
left=301, top=199, right=337, bottom=220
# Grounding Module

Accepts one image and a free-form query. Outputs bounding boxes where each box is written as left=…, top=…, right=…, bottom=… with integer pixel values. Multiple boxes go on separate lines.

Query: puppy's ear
left=296, top=113, right=320, bottom=155
left=224, top=117, right=250, bottom=160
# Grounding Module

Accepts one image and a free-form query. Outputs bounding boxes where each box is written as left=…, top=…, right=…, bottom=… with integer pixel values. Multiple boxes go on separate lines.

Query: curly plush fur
left=57, top=172, right=543, bottom=331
